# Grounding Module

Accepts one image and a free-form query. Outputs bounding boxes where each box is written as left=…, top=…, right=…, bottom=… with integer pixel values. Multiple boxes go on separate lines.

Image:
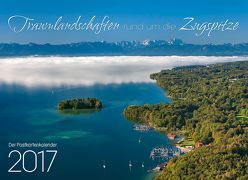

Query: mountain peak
left=168, top=38, right=184, bottom=45
left=142, top=40, right=150, bottom=46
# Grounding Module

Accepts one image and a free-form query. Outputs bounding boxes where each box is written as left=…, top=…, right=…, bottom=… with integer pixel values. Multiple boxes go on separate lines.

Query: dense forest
left=124, top=61, right=248, bottom=179
left=58, top=98, right=102, bottom=111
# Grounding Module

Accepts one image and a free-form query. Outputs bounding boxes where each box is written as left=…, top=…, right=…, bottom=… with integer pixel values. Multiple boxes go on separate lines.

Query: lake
left=0, top=56, right=245, bottom=180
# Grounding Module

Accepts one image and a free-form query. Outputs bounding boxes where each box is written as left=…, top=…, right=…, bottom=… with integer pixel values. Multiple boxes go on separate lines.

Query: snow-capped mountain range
left=0, top=38, right=248, bottom=56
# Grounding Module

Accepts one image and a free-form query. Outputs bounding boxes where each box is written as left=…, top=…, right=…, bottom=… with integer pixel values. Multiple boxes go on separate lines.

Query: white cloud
left=0, top=56, right=247, bottom=87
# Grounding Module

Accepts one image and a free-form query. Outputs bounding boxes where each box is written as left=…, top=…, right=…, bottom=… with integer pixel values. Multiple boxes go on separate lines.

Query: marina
left=150, top=146, right=181, bottom=160
left=133, top=124, right=151, bottom=132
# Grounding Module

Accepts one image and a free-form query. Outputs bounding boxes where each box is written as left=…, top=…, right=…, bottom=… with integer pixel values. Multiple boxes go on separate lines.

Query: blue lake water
left=0, top=56, right=242, bottom=180
left=0, top=83, right=173, bottom=180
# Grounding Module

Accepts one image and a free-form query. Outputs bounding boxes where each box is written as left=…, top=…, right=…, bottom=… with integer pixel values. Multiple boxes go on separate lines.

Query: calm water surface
left=0, top=83, right=173, bottom=180
left=1, top=56, right=241, bottom=179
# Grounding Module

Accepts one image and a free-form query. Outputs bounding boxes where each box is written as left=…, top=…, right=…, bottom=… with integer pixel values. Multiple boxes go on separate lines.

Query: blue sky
left=0, top=0, right=247, bottom=44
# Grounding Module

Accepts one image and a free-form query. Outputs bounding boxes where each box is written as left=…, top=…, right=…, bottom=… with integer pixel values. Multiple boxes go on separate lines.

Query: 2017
left=8, top=150, right=57, bottom=173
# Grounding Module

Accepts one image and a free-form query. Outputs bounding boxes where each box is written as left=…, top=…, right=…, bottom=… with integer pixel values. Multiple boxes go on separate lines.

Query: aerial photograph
left=0, top=0, right=247, bottom=179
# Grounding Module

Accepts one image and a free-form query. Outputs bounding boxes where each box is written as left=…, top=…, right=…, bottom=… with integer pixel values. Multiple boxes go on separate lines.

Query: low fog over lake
left=0, top=56, right=247, bottom=87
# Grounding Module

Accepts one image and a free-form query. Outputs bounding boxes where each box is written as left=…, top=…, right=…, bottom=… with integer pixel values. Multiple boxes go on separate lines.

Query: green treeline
left=124, top=61, right=248, bottom=179
left=58, top=98, right=102, bottom=111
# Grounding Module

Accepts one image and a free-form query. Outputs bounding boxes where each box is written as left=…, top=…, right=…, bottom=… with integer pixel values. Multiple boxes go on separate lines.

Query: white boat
left=129, top=161, right=132, bottom=167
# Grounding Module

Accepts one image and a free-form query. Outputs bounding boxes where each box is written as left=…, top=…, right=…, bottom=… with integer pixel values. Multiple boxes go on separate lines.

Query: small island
left=58, top=98, right=102, bottom=111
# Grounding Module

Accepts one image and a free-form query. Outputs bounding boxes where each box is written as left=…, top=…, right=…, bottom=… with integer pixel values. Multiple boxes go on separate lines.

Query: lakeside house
left=167, top=133, right=176, bottom=140
left=175, top=144, right=194, bottom=153
left=195, top=142, right=204, bottom=149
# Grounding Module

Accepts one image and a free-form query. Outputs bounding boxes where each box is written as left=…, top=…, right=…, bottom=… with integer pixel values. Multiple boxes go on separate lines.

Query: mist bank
left=0, top=56, right=247, bottom=87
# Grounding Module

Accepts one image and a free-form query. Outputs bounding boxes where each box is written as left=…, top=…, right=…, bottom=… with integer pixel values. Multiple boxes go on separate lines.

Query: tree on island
left=58, top=98, right=102, bottom=111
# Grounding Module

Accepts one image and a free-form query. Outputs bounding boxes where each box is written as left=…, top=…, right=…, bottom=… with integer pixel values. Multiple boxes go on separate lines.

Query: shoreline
left=124, top=61, right=248, bottom=178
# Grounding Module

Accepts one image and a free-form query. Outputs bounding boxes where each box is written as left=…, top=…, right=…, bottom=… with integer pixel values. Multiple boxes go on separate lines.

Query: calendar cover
left=0, top=0, right=247, bottom=179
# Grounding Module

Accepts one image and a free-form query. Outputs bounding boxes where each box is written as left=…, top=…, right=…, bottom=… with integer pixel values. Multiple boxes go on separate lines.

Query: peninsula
left=124, top=61, right=248, bottom=179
